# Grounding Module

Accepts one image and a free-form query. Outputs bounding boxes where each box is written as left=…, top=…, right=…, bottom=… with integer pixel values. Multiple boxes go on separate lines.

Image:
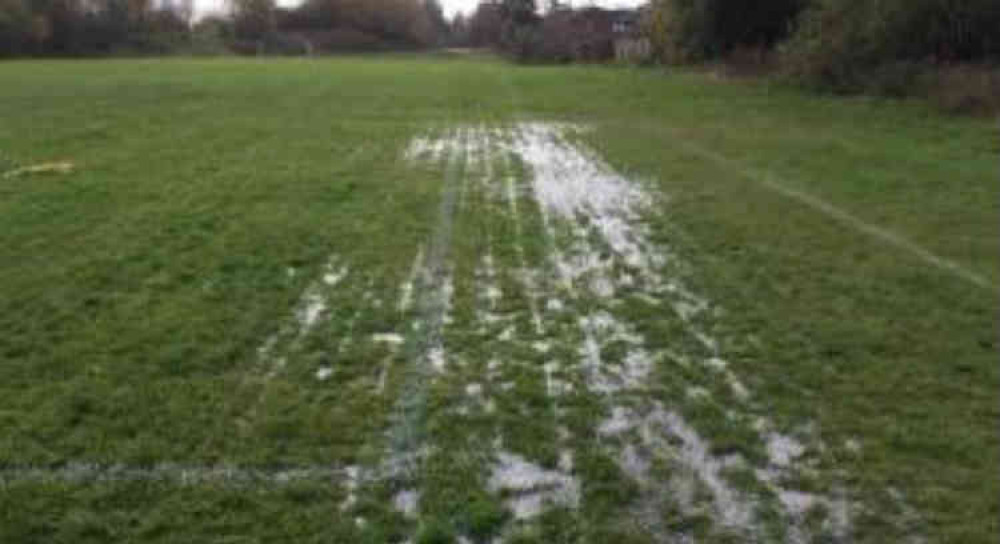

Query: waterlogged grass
left=575, top=87, right=998, bottom=542
left=0, top=57, right=996, bottom=543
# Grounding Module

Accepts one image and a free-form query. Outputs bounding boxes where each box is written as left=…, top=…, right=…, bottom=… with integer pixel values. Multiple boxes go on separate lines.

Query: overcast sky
left=194, top=0, right=646, bottom=19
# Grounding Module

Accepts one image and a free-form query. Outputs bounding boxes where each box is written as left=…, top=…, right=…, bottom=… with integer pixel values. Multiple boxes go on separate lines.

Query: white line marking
left=679, top=141, right=997, bottom=293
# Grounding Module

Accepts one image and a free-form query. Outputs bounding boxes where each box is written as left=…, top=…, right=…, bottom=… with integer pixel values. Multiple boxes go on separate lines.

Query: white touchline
left=680, top=140, right=997, bottom=293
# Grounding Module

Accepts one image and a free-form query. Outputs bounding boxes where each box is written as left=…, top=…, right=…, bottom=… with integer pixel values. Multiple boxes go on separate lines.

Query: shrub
left=317, top=27, right=384, bottom=51
left=927, top=64, right=1000, bottom=116
left=647, top=0, right=806, bottom=63
left=781, top=0, right=1000, bottom=92
left=504, top=23, right=545, bottom=63
left=0, top=0, right=32, bottom=57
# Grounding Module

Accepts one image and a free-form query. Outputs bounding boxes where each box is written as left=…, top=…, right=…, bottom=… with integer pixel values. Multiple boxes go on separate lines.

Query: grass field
left=0, top=56, right=997, bottom=543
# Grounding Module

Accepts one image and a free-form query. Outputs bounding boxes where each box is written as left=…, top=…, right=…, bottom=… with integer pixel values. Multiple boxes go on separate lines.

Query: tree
left=467, top=2, right=503, bottom=47
left=285, top=0, right=440, bottom=49
left=449, top=11, right=468, bottom=45
left=782, top=0, right=1000, bottom=92
left=230, top=0, right=275, bottom=42
left=498, top=0, right=539, bottom=59
left=425, top=0, right=447, bottom=41
left=0, top=0, right=31, bottom=56
left=0, top=0, right=454, bottom=56
left=647, top=0, right=806, bottom=62
left=500, top=0, right=535, bottom=26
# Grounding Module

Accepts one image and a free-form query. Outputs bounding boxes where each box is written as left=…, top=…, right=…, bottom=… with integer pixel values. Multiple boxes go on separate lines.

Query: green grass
left=0, top=56, right=996, bottom=543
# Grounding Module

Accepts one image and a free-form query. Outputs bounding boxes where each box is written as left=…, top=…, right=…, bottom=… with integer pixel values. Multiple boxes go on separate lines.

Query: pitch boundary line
left=678, top=140, right=998, bottom=293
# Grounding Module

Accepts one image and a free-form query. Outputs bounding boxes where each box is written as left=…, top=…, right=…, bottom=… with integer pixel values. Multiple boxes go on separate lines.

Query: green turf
left=0, top=56, right=996, bottom=543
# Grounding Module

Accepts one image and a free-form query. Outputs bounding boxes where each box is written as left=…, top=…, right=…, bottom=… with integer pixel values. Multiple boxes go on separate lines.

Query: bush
left=927, top=64, right=1000, bottom=115
left=503, top=23, right=546, bottom=63
left=713, top=45, right=776, bottom=78
left=867, top=61, right=927, bottom=98
left=781, top=0, right=1000, bottom=93
left=647, top=0, right=806, bottom=63
left=779, top=0, right=874, bottom=91
left=0, top=0, right=32, bottom=57
left=187, top=17, right=232, bottom=56
left=317, top=27, right=399, bottom=51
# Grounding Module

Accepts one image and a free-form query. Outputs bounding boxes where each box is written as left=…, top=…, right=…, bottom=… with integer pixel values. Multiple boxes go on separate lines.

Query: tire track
left=378, top=126, right=466, bottom=509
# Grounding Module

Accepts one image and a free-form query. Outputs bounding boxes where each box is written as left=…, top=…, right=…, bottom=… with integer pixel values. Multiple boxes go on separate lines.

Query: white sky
left=194, top=0, right=646, bottom=19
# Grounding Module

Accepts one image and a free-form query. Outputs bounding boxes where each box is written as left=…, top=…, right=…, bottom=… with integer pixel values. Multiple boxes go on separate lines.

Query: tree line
left=458, top=0, right=998, bottom=112
left=0, top=0, right=193, bottom=56
left=0, top=0, right=450, bottom=57
left=644, top=0, right=998, bottom=92
left=2, top=0, right=996, bottom=111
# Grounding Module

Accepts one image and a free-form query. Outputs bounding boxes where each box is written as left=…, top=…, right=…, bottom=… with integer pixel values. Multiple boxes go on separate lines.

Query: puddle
left=404, top=134, right=448, bottom=163
left=412, top=268, right=453, bottom=375
left=888, top=487, right=927, bottom=544
left=653, top=407, right=755, bottom=529
left=401, top=123, right=856, bottom=540
left=393, top=489, right=420, bottom=519
left=507, top=123, right=674, bottom=299
left=296, top=260, right=347, bottom=331
left=482, top=254, right=502, bottom=299
left=485, top=286, right=502, bottom=305
left=619, top=443, right=650, bottom=481
left=322, top=262, right=349, bottom=286
left=578, top=311, right=649, bottom=394
left=373, top=333, right=404, bottom=346
left=488, top=450, right=580, bottom=519
left=686, top=386, right=710, bottom=400
left=256, top=256, right=348, bottom=375
left=399, top=246, right=425, bottom=313
left=622, top=350, right=653, bottom=389
left=511, top=123, right=646, bottom=231
left=501, top=153, right=546, bottom=335
left=598, top=406, right=634, bottom=436
left=0, top=123, right=881, bottom=544
left=766, top=432, right=806, bottom=468
left=428, top=346, right=446, bottom=373
left=705, top=357, right=728, bottom=372
left=340, top=465, right=361, bottom=511
left=298, top=291, right=327, bottom=330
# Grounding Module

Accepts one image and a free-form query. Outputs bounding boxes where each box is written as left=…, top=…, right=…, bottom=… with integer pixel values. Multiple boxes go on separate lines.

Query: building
left=611, top=8, right=651, bottom=63
left=542, top=6, right=650, bottom=63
